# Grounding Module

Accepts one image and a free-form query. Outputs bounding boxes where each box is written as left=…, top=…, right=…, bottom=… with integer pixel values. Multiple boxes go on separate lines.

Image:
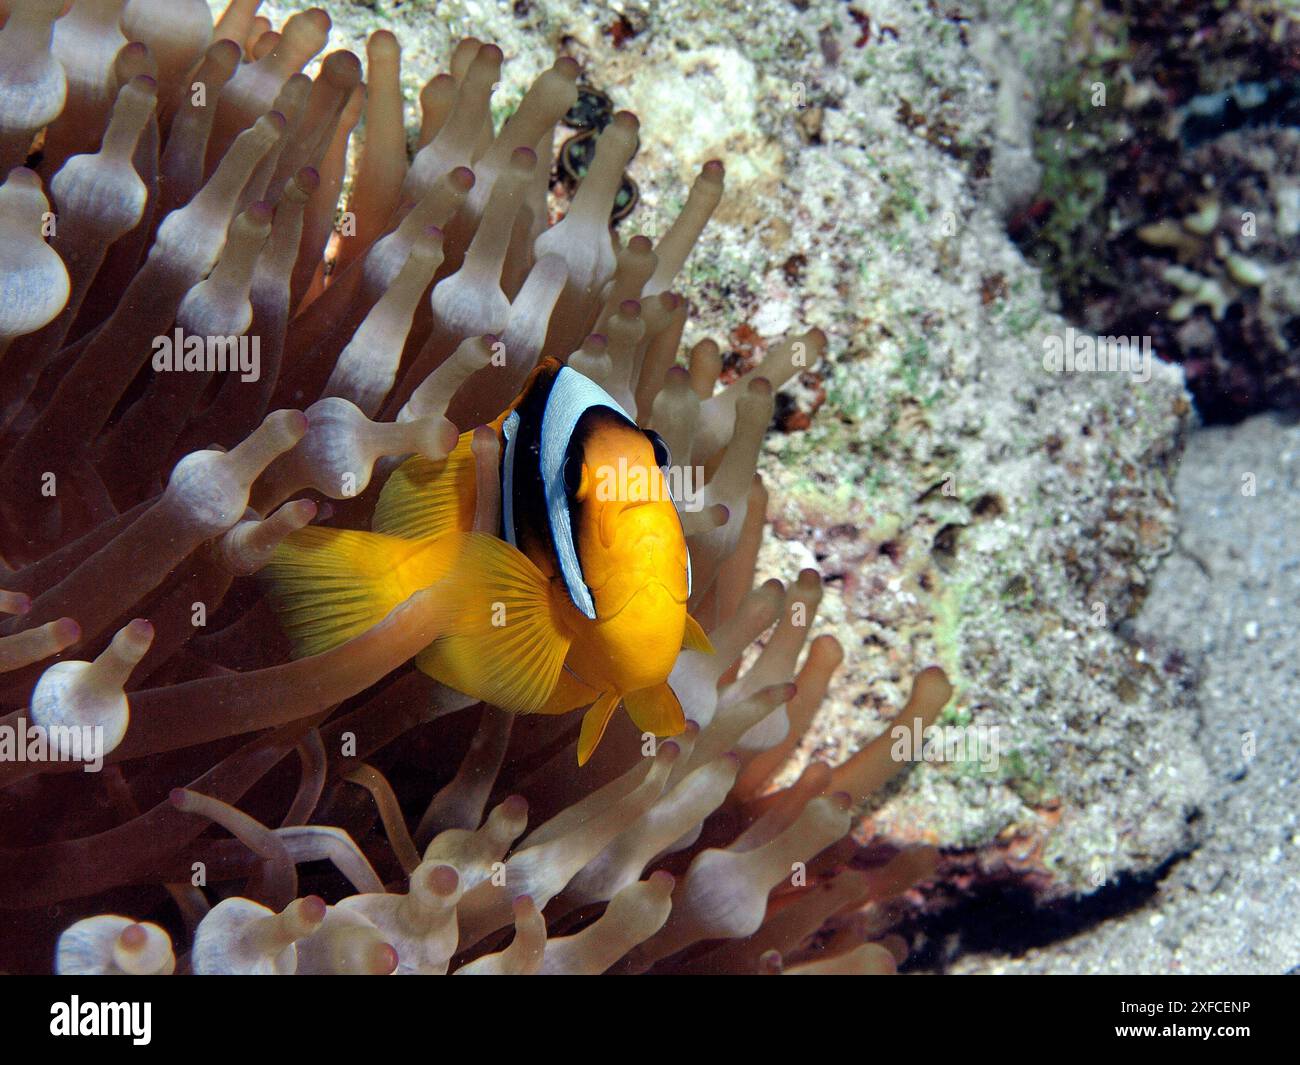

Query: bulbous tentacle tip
left=244, top=200, right=275, bottom=226
left=4, top=168, right=42, bottom=195
left=913, top=665, right=953, bottom=706
left=274, top=408, right=312, bottom=441
left=284, top=498, right=320, bottom=524
left=795, top=568, right=823, bottom=590
left=208, top=37, right=244, bottom=66
left=114, top=40, right=156, bottom=81
left=118, top=618, right=155, bottom=653
left=646, top=869, right=676, bottom=891
left=298, top=894, right=329, bottom=925
left=258, top=110, right=288, bottom=137
left=0, top=611, right=80, bottom=670
left=321, top=48, right=363, bottom=88
left=611, top=110, right=640, bottom=133
left=116, top=923, right=148, bottom=952
left=499, top=794, right=528, bottom=820
left=424, top=863, right=460, bottom=898
left=370, top=941, right=399, bottom=975
left=368, top=29, right=400, bottom=57
left=432, top=417, right=460, bottom=456
left=57, top=915, right=176, bottom=976
left=0, top=590, right=31, bottom=616
left=50, top=617, right=82, bottom=647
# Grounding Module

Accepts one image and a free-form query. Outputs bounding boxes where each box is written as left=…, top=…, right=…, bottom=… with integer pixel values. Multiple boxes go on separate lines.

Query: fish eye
left=645, top=430, right=670, bottom=469
left=563, top=452, right=584, bottom=496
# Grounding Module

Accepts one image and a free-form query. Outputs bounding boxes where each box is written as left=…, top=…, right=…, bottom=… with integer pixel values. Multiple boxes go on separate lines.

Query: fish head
left=567, top=417, right=689, bottom=689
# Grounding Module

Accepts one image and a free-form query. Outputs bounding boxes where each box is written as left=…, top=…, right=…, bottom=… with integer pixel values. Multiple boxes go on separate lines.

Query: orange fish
left=264, top=358, right=712, bottom=764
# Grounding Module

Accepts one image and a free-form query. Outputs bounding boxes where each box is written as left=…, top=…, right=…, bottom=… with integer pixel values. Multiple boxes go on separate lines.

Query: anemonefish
left=263, top=358, right=713, bottom=764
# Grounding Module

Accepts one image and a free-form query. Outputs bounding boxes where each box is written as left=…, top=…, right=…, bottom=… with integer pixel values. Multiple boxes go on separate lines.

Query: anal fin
left=623, top=683, right=687, bottom=737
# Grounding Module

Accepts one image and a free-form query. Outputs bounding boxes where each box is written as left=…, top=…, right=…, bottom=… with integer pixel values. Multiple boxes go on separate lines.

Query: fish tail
left=262, top=526, right=454, bottom=658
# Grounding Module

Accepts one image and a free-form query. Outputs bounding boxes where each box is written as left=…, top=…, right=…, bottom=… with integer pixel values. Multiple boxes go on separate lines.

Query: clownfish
left=264, top=358, right=713, bottom=764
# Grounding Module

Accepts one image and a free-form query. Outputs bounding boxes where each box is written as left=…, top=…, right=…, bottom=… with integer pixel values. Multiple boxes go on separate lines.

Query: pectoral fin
left=623, top=682, right=687, bottom=737
left=577, top=690, right=622, bottom=766
left=414, top=531, right=571, bottom=714
left=681, top=613, right=714, bottom=654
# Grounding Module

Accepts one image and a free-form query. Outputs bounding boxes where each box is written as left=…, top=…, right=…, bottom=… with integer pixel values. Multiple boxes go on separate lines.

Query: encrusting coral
left=0, top=0, right=950, bottom=975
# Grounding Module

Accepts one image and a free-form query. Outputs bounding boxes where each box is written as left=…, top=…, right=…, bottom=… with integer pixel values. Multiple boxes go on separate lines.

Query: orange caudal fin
left=577, top=690, right=623, bottom=766
left=623, top=683, right=687, bottom=738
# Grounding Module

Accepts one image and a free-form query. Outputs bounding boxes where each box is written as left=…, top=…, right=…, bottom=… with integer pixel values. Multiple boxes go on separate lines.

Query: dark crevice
left=899, top=849, right=1195, bottom=973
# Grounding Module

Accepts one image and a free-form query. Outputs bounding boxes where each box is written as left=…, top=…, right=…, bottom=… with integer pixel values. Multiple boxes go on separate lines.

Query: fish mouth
left=590, top=578, right=688, bottom=620
left=652, top=579, right=689, bottom=606
left=598, top=498, right=670, bottom=546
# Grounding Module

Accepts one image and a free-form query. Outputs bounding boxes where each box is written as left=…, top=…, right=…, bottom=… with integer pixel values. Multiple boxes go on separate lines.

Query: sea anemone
left=0, top=0, right=949, bottom=975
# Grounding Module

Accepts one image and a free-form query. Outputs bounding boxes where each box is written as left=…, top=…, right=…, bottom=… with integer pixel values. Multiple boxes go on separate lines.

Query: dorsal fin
left=372, top=431, right=478, bottom=540
left=373, top=360, right=563, bottom=542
